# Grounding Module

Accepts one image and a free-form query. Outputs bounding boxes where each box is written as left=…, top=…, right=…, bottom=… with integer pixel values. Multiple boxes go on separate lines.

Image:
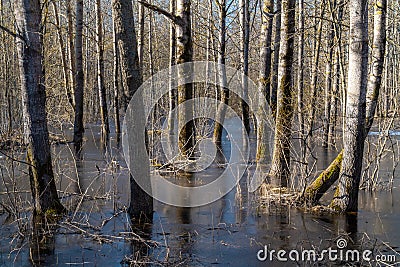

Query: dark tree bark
left=15, top=0, right=65, bottom=215
left=112, top=0, right=153, bottom=221
left=240, top=0, right=251, bottom=134
left=73, top=0, right=84, bottom=151
left=256, top=0, right=274, bottom=163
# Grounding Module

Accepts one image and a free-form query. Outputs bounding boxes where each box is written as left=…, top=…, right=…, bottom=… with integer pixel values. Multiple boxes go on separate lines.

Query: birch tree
left=304, top=0, right=386, bottom=210
left=329, top=0, right=369, bottom=212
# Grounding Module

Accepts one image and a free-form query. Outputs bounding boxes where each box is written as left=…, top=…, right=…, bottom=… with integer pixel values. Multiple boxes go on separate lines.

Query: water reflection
left=29, top=214, right=57, bottom=266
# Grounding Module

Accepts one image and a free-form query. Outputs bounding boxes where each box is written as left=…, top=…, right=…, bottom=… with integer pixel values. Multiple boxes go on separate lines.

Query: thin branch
left=138, top=0, right=183, bottom=26
left=0, top=24, right=24, bottom=41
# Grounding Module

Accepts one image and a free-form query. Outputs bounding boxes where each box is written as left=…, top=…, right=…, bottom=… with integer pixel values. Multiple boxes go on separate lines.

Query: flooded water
left=0, top=123, right=399, bottom=266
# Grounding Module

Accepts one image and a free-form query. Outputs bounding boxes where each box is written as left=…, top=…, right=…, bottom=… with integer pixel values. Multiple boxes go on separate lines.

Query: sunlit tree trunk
left=213, top=0, right=228, bottom=146
left=329, top=0, right=369, bottom=212
left=112, top=18, right=121, bottom=136
left=176, top=0, right=195, bottom=157
left=365, top=0, right=387, bottom=134
left=15, top=0, right=64, bottom=215
left=73, top=0, right=84, bottom=151
left=112, top=0, right=153, bottom=220
left=256, top=0, right=274, bottom=163
left=168, top=0, right=176, bottom=135
left=96, top=0, right=110, bottom=141
left=269, top=0, right=296, bottom=187
left=67, top=0, right=76, bottom=106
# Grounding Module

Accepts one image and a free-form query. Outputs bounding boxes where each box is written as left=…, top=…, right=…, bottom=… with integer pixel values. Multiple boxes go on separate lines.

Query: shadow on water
left=0, top=123, right=399, bottom=266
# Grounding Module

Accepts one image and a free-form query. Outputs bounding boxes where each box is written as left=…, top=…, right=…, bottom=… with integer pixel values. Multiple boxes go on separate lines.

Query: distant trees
left=14, top=0, right=64, bottom=214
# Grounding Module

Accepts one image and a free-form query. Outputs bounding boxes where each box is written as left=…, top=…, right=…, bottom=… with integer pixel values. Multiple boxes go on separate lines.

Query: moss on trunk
left=301, top=149, right=343, bottom=205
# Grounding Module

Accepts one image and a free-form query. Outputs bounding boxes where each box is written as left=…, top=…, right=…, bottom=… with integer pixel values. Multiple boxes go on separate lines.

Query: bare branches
left=138, top=0, right=183, bottom=26
left=0, top=24, right=23, bottom=41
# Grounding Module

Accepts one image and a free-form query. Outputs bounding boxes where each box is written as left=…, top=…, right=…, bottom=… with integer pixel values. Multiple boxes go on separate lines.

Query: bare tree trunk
left=322, top=0, right=335, bottom=148
left=15, top=0, right=65, bottom=215
left=213, top=0, right=228, bottom=146
left=256, top=0, right=274, bottom=163
left=139, top=0, right=194, bottom=157
left=329, top=0, right=369, bottom=212
left=73, top=0, right=84, bottom=152
left=168, top=0, right=176, bottom=135
left=297, top=0, right=305, bottom=139
left=269, top=0, right=296, bottom=188
left=176, top=0, right=195, bottom=157
left=328, top=0, right=344, bottom=145
left=112, top=18, right=121, bottom=136
left=365, top=0, right=387, bottom=134
left=96, top=0, right=110, bottom=141
left=138, top=2, right=145, bottom=69
left=297, top=0, right=308, bottom=180
left=270, top=0, right=281, bottom=118
left=112, top=0, right=153, bottom=220
left=67, top=0, right=76, bottom=106
left=52, top=1, right=74, bottom=109
left=328, top=49, right=340, bottom=145
left=240, top=0, right=250, bottom=134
